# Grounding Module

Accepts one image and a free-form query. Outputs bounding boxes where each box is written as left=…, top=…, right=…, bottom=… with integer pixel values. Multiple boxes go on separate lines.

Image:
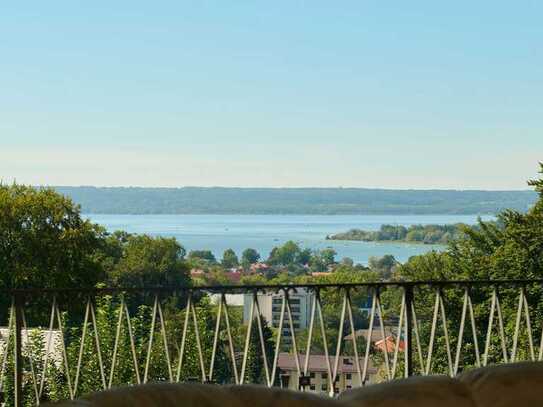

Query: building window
left=321, top=383, right=328, bottom=391
left=310, top=372, right=315, bottom=378
left=289, top=299, right=301, bottom=305
left=310, top=385, right=316, bottom=391
left=346, top=385, right=352, bottom=389
left=346, top=373, right=352, bottom=380
left=322, top=372, right=328, bottom=379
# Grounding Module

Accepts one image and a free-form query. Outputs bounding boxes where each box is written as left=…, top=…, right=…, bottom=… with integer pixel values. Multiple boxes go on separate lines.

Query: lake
left=86, top=214, right=494, bottom=265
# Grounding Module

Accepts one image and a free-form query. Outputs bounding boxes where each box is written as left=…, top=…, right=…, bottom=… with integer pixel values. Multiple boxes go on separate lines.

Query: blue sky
left=1, top=1, right=542, bottom=189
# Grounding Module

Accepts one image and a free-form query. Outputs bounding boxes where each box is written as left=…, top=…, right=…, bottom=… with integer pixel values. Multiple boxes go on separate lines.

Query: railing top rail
left=2, top=279, right=542, bottom=296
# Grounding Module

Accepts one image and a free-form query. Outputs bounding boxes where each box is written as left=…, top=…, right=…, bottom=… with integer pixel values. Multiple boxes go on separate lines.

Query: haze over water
left=87, top=214, right=494, bottom=265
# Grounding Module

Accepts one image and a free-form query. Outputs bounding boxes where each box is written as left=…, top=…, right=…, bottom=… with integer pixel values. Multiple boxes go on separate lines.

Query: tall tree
left=0, top=184, right=105, bottom=289
left=188, top=250, right=217, bottom=264
left=107, top=235, right=191, bottom=287
left=267, top=241, right=301, bottom=266
left=241, top=248, right=260, bottom=269
left=221, top=249, right=239, bottom=269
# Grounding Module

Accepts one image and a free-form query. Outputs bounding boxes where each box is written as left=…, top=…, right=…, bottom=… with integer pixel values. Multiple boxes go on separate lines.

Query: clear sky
left=1, top=1, right=542, bottom=189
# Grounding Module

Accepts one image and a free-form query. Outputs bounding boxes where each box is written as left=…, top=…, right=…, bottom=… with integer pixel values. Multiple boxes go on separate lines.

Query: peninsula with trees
left=327, top=223, right=469, bottom=245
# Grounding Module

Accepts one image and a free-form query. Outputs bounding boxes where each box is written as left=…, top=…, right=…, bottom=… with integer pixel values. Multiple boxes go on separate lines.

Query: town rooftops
left=191, top=269, right=243, bottom=283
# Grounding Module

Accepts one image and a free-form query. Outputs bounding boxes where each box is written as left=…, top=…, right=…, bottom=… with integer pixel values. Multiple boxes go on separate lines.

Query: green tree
left=107, top=235, right=191, bottom=287
left=221, top=249, right=239, bottom=269
left=309, top=248, right=337, bottom=272
left=187, top=250, right=217, bottom=264
left=296, top=248, right=312, bottom=265
left=241, top=248, right=260, bottom=269
left=267, top=241, right=301, bottom=266
left=0, top=184, right=105, bottom=289
left=528, top=162, right=543, bottom=196
left=309, top=256, right=326, bottom=272
left=320, top=248, right=337, bottom=266
left=368, top=255, right=399, bottom=279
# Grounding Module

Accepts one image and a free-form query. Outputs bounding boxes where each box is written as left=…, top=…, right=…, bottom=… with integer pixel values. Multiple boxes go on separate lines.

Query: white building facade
left=243, top=289, right=313, bottom=342
left=276, top=353, right=378, bottom=395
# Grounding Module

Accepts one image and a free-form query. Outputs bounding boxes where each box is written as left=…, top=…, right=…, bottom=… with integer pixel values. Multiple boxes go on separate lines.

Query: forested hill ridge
left=52, top=186, right=537, bottom=215
left=327, top=224, right=469, bottom=245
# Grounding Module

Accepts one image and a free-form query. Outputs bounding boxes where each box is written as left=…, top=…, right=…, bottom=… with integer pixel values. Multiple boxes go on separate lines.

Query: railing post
left=404, top=285, right=414, bottom=377
left=14, top=293, right=23, bottom=407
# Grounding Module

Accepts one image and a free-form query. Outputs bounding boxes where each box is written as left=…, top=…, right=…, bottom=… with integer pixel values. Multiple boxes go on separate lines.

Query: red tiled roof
left=375, top=336, right=405, bottom=353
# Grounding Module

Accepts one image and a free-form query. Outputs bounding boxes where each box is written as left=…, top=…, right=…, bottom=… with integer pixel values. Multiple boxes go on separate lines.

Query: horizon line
left=48, top=185, right=535, bottom=193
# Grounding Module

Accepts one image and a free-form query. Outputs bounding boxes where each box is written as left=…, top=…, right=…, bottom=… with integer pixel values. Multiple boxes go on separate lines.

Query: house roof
left=375, top=336, right=405, bottom=353
left=277, top=353, right=376, bottom=374
left=250, top=262, right=269, bottom=270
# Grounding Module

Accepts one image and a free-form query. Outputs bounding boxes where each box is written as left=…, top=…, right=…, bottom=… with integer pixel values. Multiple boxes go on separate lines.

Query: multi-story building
left=243, top=289, right=313, bottom=342
left=276, top=353, right=378, bottom=395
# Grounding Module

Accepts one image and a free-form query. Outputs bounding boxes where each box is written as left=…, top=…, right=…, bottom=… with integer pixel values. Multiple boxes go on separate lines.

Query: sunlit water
left=86, top=214, right=493, bottom=265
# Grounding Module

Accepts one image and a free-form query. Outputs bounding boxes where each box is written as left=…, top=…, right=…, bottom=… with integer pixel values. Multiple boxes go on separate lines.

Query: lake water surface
left=86, top=214, right=493, bottom=265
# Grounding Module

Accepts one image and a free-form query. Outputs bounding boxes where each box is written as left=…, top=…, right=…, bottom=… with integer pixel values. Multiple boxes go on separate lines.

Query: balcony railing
left=1, top=279, right=543, bottom=406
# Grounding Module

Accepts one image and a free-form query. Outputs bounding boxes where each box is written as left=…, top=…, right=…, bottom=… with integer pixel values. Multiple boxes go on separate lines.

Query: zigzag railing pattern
left=1, top=280, right=542, bottom=406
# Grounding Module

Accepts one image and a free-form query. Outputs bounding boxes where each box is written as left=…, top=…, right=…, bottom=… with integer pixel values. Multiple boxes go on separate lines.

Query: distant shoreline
left=327, top=237, right=457, bottom=245
left=55, top=186, right=536, bottom=216
left=83, top=213, right=497, bottom=221
left=327, top=238, right=446, bottom=246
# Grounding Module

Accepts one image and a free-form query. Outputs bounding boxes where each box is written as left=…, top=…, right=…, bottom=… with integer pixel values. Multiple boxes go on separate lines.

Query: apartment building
left=243, top=289, right=313, bottom=342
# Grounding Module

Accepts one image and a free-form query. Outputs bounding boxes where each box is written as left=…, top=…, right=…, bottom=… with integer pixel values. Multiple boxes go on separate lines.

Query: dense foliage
left=0, top=184, right=191, bottom=291
left=104, top=233, right=190, bottom=288
left=328, top=223, right=468, bottom=244
left=0, top=185, right=106, bottom=289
